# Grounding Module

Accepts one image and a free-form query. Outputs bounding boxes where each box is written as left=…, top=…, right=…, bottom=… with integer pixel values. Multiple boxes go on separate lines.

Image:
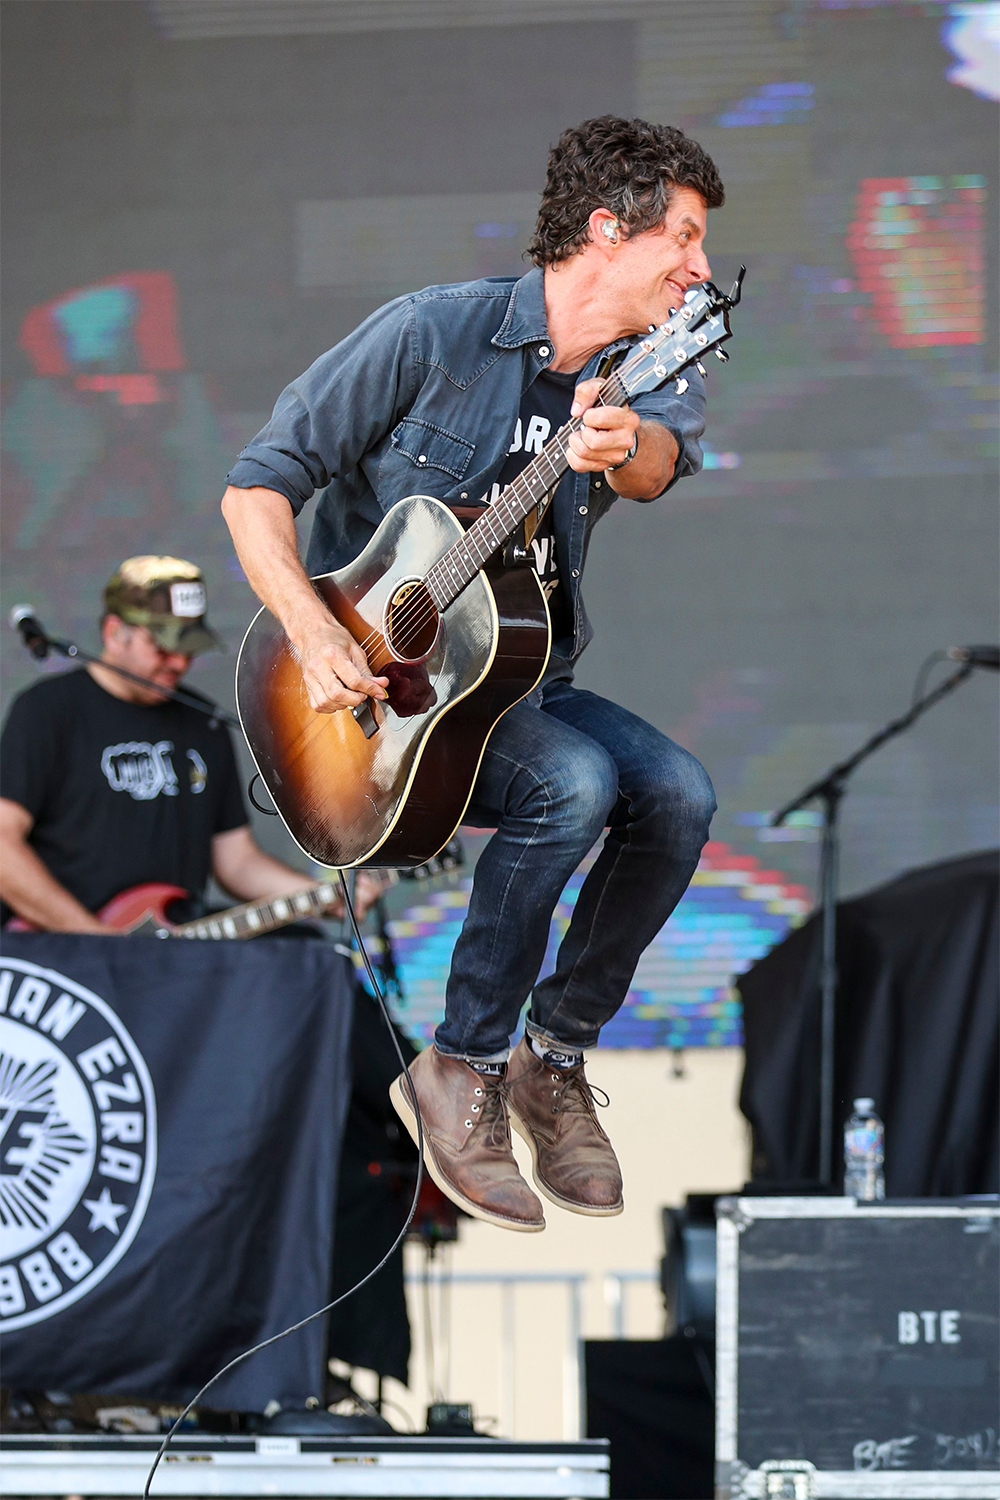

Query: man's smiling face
left=608, top=185, right=712, bottom=334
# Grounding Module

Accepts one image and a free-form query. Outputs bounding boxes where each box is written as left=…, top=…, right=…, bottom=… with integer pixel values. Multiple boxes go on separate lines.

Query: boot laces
left=477, top=1072, right=513, bottom=1148
left=552, top=1067, right=610, bottom=1117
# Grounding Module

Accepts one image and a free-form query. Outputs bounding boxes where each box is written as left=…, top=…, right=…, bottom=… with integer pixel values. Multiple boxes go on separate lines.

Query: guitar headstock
left=619, top=266, right=745, bottom=399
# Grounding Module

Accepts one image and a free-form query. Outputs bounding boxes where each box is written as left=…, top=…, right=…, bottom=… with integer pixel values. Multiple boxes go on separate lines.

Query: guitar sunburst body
left=237, top=495, right=550, bottom=869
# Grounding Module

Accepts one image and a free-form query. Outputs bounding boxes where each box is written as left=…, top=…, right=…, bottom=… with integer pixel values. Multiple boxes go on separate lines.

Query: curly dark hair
left=527, top=116, right=724, bottom=267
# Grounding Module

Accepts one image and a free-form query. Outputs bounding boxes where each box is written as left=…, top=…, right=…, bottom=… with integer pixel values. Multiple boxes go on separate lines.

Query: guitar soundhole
left=384, top=579, right=440, bottom=662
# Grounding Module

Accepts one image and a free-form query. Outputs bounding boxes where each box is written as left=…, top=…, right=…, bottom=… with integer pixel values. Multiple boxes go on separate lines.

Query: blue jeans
left=434, top=679, right=716, bottom=1060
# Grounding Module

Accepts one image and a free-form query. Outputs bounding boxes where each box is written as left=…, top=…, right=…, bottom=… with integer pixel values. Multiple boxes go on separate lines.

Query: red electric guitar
left=7, top=846, right=462, bottom=938
left=7, top=878, right=350, bottom=939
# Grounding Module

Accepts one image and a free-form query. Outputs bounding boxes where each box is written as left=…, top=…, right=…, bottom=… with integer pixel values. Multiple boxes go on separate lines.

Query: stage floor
left=0, top=1432, right=610, bottom=1497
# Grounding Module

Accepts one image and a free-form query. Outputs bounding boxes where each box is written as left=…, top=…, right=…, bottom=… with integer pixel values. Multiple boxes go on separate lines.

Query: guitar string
left=349, top=389, right=625, bottom=664
left=354, top=403, right=603, bottom=657
left=374, top=301, right=722, bottom=660
left=350, top=469, right=553, bottom=666
left=352, top=385, right=637, bottom=661
left=352, top=425, right=610, bottom=668
left=342, top=328, right=692, bottom=661
left=354, top=321, right=714, bottom=659
left=348, top=383, right=649, bottom=669
left=348, top=488, right=552, bottom=668
left=344, top=339, right=671, bottom=662
left=332, top=317, right=720, bottom=679
left=343, top=477, right=558, bottom=669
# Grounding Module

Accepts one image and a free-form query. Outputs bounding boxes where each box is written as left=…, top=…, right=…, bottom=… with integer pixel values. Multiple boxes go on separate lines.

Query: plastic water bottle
left=844, top=1097, right=885, bottom=1200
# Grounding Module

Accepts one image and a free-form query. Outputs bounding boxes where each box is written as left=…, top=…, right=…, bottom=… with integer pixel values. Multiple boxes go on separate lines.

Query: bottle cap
left=853, top=1097, right=875, bottom=1112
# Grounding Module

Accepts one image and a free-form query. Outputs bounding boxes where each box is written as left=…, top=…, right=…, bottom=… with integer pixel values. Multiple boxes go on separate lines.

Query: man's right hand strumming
left=296, top=619, right=389, bottom=714
left=221, top=484, right=388, bottom=715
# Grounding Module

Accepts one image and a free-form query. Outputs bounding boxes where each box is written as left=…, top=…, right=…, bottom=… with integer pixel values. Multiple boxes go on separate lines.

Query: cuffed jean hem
left=433, top=1041, right=511, bottom=1065
left=524, top=1018, right=594, bottom=1053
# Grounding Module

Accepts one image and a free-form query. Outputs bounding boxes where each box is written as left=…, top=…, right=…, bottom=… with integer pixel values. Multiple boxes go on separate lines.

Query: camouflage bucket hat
left=104, top=556, right=225, bottom=656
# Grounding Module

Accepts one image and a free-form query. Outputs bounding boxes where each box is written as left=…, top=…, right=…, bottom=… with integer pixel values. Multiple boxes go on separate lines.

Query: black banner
left=0, top=933, right=353, bottom=1410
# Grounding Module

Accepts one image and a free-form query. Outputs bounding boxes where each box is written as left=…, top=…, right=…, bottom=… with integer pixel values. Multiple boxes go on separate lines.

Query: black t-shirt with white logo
left=0, top=668, right=247, bottom=917
left=481, top=366, right=581, bottom=645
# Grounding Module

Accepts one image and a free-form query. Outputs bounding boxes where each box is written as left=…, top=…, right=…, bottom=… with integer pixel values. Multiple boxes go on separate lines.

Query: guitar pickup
left=352, top=699, right=379, bottom=739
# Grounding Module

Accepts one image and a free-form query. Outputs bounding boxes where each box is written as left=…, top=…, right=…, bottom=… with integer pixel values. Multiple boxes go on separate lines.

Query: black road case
left=715, top=1197, right=999, bottom=1499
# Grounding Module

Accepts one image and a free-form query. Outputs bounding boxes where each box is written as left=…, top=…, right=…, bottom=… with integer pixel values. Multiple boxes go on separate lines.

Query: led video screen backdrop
left=2, top=0, right=997, bottom=1048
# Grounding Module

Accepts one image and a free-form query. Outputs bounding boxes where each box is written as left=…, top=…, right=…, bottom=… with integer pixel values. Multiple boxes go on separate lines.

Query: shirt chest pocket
left=390, top=418, right=475, bottom=481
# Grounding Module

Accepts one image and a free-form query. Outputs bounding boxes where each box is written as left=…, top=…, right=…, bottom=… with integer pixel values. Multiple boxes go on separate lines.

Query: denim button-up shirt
left=227, top=266, right=707, bottom=666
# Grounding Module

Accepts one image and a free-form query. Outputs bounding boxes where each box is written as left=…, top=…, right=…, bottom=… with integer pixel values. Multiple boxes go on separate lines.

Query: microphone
left=947, top=645, right=1000, bottom=671
left=9, top=605, right=50, bottom=660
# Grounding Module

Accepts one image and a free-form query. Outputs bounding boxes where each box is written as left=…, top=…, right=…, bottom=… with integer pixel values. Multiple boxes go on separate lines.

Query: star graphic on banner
left=82, top=1187, right=127, bottom=1235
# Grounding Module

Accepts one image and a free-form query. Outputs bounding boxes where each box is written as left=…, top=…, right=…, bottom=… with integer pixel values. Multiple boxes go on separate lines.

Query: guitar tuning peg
left=715, top=348, right=729, bottom=362
left=648, top=323, right=656, bottom=332
left=674, top=377, right=689, bottom=395
left=695, top=360, right=707, bottom=377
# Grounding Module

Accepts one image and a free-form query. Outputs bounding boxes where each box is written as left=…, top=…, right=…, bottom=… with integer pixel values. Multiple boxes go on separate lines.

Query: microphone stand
left=771, top=661, right=974, bottom=1186
left=15, top=623, right=240, bottom=730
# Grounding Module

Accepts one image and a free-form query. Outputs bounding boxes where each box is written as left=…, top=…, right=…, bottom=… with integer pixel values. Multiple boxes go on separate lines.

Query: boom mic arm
left=7, top=606, right=240, bottom=729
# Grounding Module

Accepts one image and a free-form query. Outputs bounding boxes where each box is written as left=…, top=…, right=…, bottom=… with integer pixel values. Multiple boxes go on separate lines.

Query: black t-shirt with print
left=0, top=668, right=247, bottom=917
left=482, top=365, right=581, bottom=646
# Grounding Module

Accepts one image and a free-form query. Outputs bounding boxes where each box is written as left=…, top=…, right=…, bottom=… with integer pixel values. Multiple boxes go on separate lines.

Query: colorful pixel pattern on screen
left=369, top=841, right=810, bottom=1050
left=848, top=177, right=986, bottom=347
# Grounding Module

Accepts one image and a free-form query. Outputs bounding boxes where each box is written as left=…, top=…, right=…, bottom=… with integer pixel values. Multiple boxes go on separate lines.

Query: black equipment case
left=714, top=1197, right=999, bottom=1499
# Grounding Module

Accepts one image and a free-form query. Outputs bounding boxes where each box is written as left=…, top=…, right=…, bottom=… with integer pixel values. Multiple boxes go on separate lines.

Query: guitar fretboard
left=423, top=365, right=630, bottom=612
left=419, top=283, right=736, bottom=614
left=174, top=882, right=338, bottom=940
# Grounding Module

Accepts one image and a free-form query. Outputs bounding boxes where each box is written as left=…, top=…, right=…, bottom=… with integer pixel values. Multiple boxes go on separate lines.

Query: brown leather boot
left=390, top=1046, right=545, bottom=1232
left=505, top=1037, right=623, bottom=1216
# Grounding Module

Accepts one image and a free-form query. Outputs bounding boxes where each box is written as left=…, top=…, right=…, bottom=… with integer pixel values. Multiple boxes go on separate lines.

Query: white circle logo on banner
left=0, top=956, right=157, bottom=1330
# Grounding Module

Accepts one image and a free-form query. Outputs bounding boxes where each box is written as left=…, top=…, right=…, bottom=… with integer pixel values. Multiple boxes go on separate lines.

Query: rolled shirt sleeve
left=226, top=294, right=419, bottom=515
left=629, top=362, right=707, bottom=499
left=226, top=282, right=709, bottom=515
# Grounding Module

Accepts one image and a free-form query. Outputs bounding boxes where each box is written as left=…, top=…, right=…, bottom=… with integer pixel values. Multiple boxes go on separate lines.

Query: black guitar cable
left=142, top=869, right=424, bottom=1498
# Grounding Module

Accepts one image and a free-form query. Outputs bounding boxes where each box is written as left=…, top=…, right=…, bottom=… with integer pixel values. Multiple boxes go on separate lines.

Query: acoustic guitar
left=236, top=277, right=742, bottom=870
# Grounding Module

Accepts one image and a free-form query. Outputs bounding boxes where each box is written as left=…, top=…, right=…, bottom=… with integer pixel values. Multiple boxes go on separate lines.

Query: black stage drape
left=738, top=850, right=999, bottom=1194
left=0, top=933, right=353, bottom=1410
